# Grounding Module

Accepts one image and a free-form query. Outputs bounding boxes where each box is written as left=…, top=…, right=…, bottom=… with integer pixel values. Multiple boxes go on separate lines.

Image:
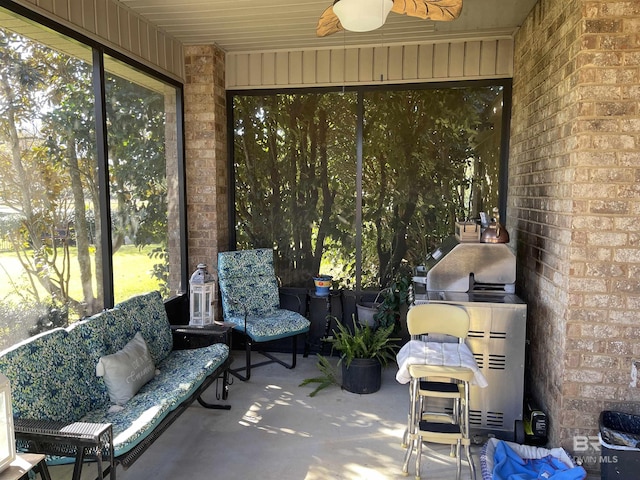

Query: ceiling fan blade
left=316, top=0, right=461, bottom=37
left=316, top=5, right=344, bottom=37
left=391, top=0, right=463, bottom=21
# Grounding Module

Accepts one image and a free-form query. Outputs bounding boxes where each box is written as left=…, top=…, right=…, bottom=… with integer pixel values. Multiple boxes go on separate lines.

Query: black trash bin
left=599, top=411, right=640, bottom=479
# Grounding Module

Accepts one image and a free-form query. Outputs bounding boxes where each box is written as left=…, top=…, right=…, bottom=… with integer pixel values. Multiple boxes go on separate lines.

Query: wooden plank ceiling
left=119, top=0, right=539, bottom=53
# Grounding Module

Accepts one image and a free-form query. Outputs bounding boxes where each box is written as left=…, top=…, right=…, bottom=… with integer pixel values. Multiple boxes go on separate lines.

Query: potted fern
left=300, top=318, right=399, bottom=395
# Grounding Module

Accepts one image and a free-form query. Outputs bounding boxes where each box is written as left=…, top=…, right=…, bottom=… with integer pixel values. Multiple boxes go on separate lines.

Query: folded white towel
left=395, top=340, right=488, bottom=387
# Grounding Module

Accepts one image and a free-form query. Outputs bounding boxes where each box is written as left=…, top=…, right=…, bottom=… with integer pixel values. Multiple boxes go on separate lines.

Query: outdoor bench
left=0, top=291, right=231, bottom=479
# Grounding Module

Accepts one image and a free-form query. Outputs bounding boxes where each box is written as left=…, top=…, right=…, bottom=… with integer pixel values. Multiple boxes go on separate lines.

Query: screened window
left=0, top=8, right=184, bottom=349
left=231, top=83, right=508, bottom=290
left=232, top=92, right=357, bottom=286
left=104, top=56, right=180, bottom=303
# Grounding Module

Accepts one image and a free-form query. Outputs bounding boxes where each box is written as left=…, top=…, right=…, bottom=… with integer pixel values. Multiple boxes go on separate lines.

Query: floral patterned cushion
left=75, top=308, right=138, bottom=359
left=225, top=310, right=310, bottom=342
left=218, top=249, right=310, bottom=341
left=67, top=309, right=138, bottom=408
left=218, top=249, right=281, bottom=318
left=78, top=343, right=229, bottom=458
left=114, top=291, right=173, bottom=364
left=0, top=328, right=94, bottom=421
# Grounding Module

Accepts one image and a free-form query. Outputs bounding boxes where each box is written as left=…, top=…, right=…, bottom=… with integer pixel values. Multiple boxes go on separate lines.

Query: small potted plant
left=373, top=264, right=413, bottom=340
left=300, top=317, right=399, bottom=396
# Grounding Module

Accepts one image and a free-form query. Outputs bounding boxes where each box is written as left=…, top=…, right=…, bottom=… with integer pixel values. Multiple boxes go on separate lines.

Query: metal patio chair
left=217, top=248, right=310, bottom=381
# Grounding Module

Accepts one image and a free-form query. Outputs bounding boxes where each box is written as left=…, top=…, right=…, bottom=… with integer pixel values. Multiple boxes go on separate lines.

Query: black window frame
left=0, top=0, right=189, bottom=308
left=227, top=79, right=513, bottom=291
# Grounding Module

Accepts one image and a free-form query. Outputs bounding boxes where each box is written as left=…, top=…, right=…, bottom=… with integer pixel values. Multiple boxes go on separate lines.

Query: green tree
left=0, top=27, right=171, bottom=318
left=43, top=57, right=100, bottom=314
left=362, top=88, right=496, bottom=286
left=105, top=73, right=167, bottom=253
left=0, top=30, right=74, bottom=308
left=234, top=92, right=356, bottom=285
left=232, top=86, right=504, bottom=290
left=104, top=73, right=169, bottom=296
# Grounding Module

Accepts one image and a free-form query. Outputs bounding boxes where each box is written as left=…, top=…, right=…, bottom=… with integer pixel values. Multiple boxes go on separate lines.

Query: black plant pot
left=341, top=358, right=382, bottom=394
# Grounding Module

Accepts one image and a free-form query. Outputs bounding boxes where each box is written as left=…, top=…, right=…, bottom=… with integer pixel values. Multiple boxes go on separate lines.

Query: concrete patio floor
left=47, top=352, right=595, bottom=480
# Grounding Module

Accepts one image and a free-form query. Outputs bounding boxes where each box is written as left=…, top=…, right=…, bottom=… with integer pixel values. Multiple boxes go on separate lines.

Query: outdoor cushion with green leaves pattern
left=0, top=328, right=95, bottom=421
left=217, top=249, right=310, bottom=342
left=0, top=290, right=230, bottom=465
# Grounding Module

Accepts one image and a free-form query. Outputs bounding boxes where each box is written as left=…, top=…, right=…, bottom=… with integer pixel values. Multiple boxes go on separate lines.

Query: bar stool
left=401, top=303, right=476, bottom=480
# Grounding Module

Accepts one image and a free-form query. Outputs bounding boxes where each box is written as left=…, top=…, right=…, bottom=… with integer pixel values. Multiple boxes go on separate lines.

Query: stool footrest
left=421, top=412, right=455, bottom=423
left=419, top=381, right=460, bottom=393
left=418, top=421, right=461, bottom=435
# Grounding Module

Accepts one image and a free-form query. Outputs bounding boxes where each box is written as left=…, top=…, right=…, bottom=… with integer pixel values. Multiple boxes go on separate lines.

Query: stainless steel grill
left=412, top=237, right=527, bottom=441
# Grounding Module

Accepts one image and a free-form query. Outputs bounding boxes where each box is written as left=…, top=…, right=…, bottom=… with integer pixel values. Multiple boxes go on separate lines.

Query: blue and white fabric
left=217, top=248, right=310, bottom=342
left=0, top=290, right=229, bottom=464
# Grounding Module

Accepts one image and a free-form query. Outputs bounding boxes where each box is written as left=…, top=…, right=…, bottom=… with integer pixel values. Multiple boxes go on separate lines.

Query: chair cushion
left=114, top=291, right=174, bottom=364
left=218, top=249, right=281, bottom=318
left=225, top=309, right=310, bottom=342
left=67, top=309, right=138, bottom=407
left=78, top=343, right=229, bottom=459
left=0, top=328, right=94, bottom=422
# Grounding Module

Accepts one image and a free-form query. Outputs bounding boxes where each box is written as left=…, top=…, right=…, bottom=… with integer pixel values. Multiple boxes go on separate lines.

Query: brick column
left=184, top=45, right=228, bottom=320
left=511, top=0, right=640, bottom=472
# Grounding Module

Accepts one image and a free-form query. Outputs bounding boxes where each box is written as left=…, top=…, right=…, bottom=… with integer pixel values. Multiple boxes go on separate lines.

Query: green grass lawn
left=0, top=244, right=163, bottom=306
left=112, top=245, right=164, bottom=303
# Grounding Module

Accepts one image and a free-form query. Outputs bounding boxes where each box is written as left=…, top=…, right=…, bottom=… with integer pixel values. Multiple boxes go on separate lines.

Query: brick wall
left=511, top=0, right=640, bottom=469
left=184, top=44, right=228, bottom=319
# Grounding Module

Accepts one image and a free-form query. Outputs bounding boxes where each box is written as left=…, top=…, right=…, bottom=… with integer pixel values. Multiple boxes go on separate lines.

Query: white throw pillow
left=96, top=332, right=156, bottom=405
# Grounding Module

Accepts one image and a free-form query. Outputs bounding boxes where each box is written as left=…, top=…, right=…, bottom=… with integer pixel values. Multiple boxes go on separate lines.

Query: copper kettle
left=480, top=208, right=510, bottom=244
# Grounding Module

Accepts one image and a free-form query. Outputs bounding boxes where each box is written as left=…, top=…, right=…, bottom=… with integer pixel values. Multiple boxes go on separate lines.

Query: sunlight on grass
left=0, top=244, right=162, bottom=305
left=113, top=245, right=163, bottom=303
